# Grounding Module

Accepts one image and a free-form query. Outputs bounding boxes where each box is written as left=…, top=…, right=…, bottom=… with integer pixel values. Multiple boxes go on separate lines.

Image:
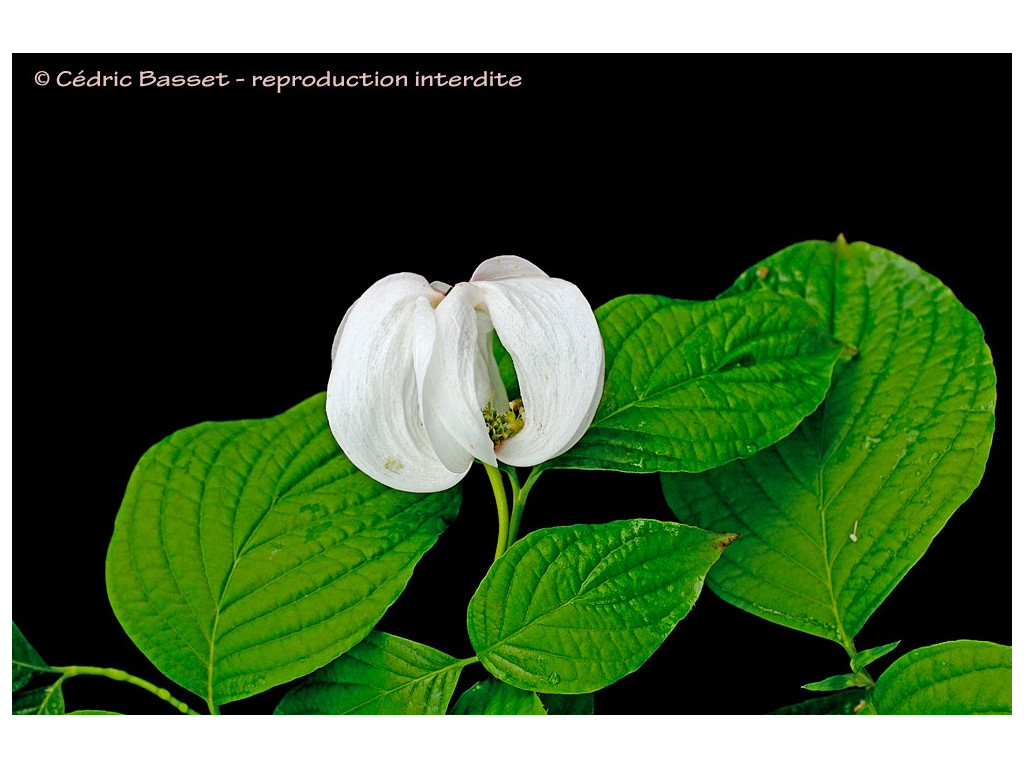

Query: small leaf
left=12, top=622, right=64, bottom=715
left=664, top=240, right=996, bottom=645
left=13, top=622, right=53, bottom=691
left=802, top=672, right=864, bottom=692
left=852, top=641, right=900, bottom=671
left=106, top=393, right=460, bottom=706
left=872, top=640, right=1011, bottom=714
left=467, top=519, right=734, bottom=694
left=450, top=678, right=546, bottom=715
left=539, top=692, right=594, bottom=715
left=66, top=710, right=123, bottom=715
left=13, top=681, right=66, bottom=715
left=771, top=689, right=866, bottom=715
left=549, top=291, right=842, bottom=472
left=274, top=632, right=468, bottom=715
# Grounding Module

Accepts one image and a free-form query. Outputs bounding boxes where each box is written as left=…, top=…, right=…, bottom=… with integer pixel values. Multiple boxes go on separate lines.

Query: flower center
left=482, top=398, right=525, bottom=446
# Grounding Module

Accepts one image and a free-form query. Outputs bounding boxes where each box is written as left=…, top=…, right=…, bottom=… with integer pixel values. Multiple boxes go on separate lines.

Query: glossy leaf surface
left=107, top=394, right=460, bottom=705
left=872, top=640, right=1011, bottom=714
left=550, top=292, right=841, bottom=472
left=468, top=520, right=733, bottom=693
left=664, top=240, right=996, bottom=645
left=275, top=632, right=467, bottom=715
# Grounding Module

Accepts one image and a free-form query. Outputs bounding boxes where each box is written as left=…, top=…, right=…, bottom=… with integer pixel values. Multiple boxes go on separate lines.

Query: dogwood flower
left=326, top=255, right=605, bottom=492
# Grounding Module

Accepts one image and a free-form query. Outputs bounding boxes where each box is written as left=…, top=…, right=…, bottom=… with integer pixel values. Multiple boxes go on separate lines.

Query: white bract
left=327, top=255, right=605, bottom=492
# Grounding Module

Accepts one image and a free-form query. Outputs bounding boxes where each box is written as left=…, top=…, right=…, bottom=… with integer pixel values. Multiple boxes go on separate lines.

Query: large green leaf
left=450, top=678, right=547, bottom=715
left=664, top=240, right=995, bottom=647
left=12, top=622, right=64, bottom=715
left=547, top=291, right=842, bottom=472
left=871, top=640, right=1011, bottom=714
left=468, top=519, right=734, bottom=694
left=274, top=632, right=469, bottom=714
left=106, top=393, right=460, bottom=706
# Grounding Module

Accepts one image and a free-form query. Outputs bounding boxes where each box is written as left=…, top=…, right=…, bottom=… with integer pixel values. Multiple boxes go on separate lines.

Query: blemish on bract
left=756, top=265, right=769, bottom=280
left=384, top=456, right=405, bottom=472
left=861, top=435, right=881, bottom=450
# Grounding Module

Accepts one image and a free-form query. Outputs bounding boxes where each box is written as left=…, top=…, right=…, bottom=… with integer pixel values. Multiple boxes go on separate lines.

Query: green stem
left=507, top=466, right=544, bottom=545
left=501, top=464, right=521, bottom=499
left=56, top=665, right=202, bottom=714
left=484, top=463, right=510, bottom=561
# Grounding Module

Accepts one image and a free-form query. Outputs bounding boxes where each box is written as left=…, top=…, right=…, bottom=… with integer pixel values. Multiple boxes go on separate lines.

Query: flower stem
left=483, top=463, right=510, bottom=561
left=507, top=466, right=544, bottom=545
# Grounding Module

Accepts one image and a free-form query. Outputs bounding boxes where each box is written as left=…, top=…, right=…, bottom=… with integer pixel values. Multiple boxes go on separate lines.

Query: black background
left=14, top=55, right=1009, bottom=714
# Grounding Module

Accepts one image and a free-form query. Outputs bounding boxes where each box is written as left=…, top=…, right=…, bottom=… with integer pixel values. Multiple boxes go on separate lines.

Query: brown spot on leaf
left=713, top=532, right=741, bottom=550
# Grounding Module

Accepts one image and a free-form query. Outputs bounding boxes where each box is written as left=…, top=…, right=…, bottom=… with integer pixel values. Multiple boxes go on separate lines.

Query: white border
left=3, top=4, right=1019, bottom=768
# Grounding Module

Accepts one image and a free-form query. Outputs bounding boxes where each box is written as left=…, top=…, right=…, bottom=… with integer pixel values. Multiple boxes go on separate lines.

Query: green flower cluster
left=482, top=398, right=525, bottom=446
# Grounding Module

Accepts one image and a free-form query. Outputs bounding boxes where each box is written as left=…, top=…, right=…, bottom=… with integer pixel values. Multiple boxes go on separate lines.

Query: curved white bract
left=327, top=257, right=605, bottom=491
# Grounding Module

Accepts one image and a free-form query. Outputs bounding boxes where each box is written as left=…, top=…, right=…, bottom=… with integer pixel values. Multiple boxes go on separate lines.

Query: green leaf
left=13, top=622, right=53, bottom=690
left=771, top=688, right=866, bottom=715
left=450, top=678, right=546, bottom=715
left=66, top=710, right=123, bottom=715
left=106, top=393, right=460, bottom=706
left=539, top=692, right=594, bottom=714
left=274, top=632, right=469, bottom=714
left=13, top=681, right=65, bottom=715
left=467, top=519, right=734, bottom=694
left=871, top=640, right=1011, bottom=714
left=12, top=622, right=64, bottom=715
left=852, top=641, right=900, bottom=671
left=547, top=291, right=842, bottom=472
left=664, top=239, right=996, bottom=646
left=802, top=672, right=865, bottom=692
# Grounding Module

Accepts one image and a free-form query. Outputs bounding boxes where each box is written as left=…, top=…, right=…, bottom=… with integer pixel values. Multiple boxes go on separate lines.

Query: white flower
left=326, top=255, right=605, bottom=492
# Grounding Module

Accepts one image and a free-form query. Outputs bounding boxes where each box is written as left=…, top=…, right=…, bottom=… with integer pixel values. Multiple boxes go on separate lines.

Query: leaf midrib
left=477, top=533, right=705, bottom=661
left=314, top=655, right=474, bottom=714
left=595, top=339, right=834, bottom=428
left=204, top=414, right=339, bottom=706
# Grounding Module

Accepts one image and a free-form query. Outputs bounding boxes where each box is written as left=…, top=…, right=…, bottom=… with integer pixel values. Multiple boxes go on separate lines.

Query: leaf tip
left=713, top=532, right=741, bottom=550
